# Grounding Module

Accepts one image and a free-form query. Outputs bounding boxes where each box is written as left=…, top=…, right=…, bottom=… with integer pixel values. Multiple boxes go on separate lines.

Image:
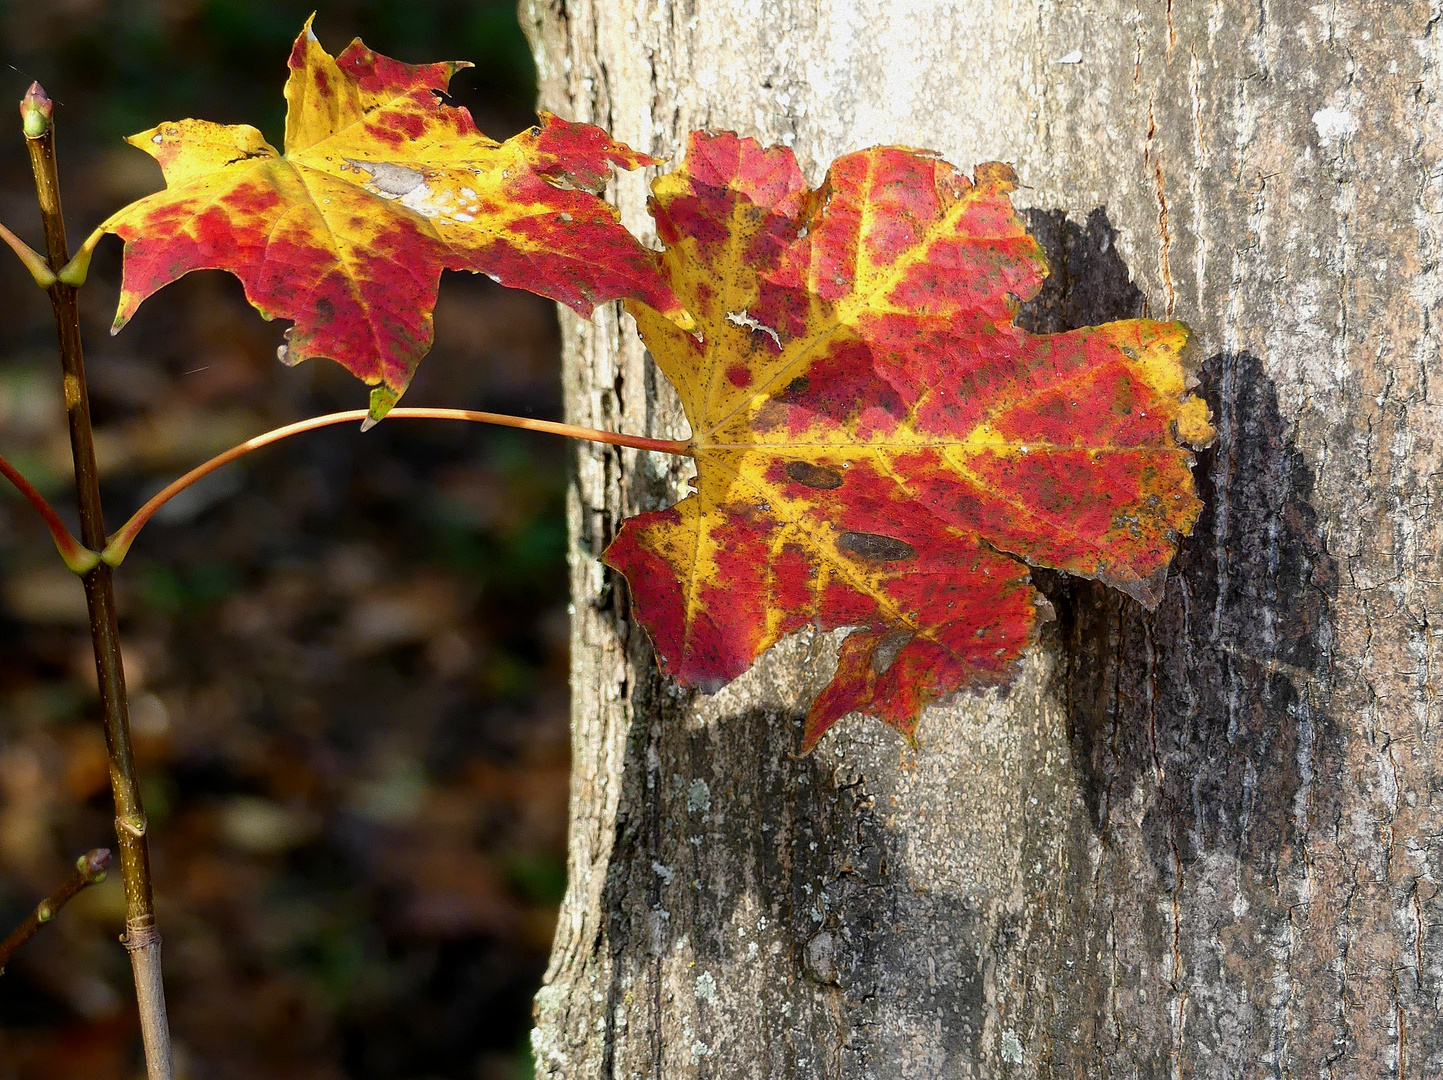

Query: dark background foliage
left=0, top=3, right=567, bottom=1077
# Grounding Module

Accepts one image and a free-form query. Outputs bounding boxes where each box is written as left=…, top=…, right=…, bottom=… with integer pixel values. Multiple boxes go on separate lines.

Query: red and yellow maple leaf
left=605, top=132, right=1214, bottom=751
left=100, top=19, right=689, bottom=417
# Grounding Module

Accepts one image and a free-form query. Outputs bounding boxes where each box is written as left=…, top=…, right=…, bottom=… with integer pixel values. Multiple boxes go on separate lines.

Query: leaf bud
left=78, top=848, right=112, bottom=883
left=20, top=82, right=53, bottom=139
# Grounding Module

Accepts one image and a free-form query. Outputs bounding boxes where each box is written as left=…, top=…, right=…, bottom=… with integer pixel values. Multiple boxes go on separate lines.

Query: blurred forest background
left=0, top=3, right=570, bottom=1078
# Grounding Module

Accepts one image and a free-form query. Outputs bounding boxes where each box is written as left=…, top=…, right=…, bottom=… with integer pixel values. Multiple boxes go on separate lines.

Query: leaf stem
left=0, top=451, right=99, bottom=573
left=0, top=218, right=57, bottom=288
left=58, top=225, right=103, bottom=287
left=25, top=85, right=174, bottom=1080
left=0, top=849, right=111, bottom=974
left=102, top=407, right=693, bottom=566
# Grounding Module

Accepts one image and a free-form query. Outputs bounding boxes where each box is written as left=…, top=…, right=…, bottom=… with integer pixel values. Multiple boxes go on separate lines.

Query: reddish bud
left=77, top=848, right=112, bottom=882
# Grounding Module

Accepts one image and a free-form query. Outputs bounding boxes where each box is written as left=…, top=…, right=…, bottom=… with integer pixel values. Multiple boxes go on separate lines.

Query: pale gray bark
left=522, top=1, right=1443, bottom=1075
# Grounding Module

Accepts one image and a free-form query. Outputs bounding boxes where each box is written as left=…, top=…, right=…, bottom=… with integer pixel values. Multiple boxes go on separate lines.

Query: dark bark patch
left=601, top=683, right=986, bottom=1078
left=1017, top=207, right=1146, bottom=333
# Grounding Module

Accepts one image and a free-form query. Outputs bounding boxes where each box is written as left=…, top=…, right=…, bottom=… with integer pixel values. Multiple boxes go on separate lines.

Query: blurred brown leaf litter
left=0, top=3, right=569, bottom=1077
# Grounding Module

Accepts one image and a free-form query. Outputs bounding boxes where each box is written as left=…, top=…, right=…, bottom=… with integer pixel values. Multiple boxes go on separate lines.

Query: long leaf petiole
left=102, top=407, right=693, bottom=566
left=0, top=450, right=99, bottom=573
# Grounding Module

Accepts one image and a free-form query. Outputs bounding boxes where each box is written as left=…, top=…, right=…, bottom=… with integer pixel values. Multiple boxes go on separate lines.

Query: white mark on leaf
left=725, top=309, right=782, bottom=350
left=347, top=159, right=426, bottom=196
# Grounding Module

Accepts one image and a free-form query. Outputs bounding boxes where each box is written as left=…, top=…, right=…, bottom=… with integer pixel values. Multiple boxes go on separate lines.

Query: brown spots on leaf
left=870, top=629, right=915, bottom=675
left=837, top=532, right=917, bottom=563
left=784, top=462, right=844, bottom=490
left=750, top=399, right=787, bottom=431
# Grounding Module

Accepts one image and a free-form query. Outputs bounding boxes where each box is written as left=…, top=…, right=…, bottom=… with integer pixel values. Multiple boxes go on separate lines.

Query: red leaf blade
left=610, top=132, right=1213, bottom=750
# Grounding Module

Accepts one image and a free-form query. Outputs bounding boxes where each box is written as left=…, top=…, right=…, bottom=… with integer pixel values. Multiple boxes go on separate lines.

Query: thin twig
left=0, top=450, right=99, bottom=572
left=24, top=80, right=174, bottom=1080
left=102, top=406, right=694, bottom=565
left=0, top=849, right=111, bottom=973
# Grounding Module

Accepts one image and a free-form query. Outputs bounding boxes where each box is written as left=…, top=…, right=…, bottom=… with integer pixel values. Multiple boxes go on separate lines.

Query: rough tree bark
left=522, top=1, right=1443, bottom=1075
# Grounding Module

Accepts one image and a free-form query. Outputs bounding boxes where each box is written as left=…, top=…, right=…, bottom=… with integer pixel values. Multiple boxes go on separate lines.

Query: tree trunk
left=521, top=1, right=1442, bottom=1075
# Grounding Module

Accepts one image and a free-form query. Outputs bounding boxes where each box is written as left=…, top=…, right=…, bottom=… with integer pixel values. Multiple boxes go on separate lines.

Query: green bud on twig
left=20, top=82, right=53, bottom=139
left=0, top=848, right=112, bottom=974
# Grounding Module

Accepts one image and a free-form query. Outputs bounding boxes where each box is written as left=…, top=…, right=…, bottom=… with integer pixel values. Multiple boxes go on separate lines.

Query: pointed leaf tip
left=20, top=82, right=52, bottom=138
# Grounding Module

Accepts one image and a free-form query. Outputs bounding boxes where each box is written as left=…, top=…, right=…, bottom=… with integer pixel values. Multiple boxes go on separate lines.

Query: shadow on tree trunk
left=1022, top=206, right=1340, bottom=888
left=1046, top=346, right=1341, bottom=877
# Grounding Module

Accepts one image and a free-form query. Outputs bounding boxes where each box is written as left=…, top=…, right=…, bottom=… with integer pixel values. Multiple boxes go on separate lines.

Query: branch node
left=116, top=813, right=148, bottom=839
left=77, top=848, right=111, bottom=883
left=123, top=922, right=161, bottom=952
left=62, top=544, right=102, bottom=575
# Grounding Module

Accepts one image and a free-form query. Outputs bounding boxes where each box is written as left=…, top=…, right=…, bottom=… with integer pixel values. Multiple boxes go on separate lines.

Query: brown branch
left=0, top=849, right=111, bottom=973
left=24, top=80, right=174, bottom=1080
